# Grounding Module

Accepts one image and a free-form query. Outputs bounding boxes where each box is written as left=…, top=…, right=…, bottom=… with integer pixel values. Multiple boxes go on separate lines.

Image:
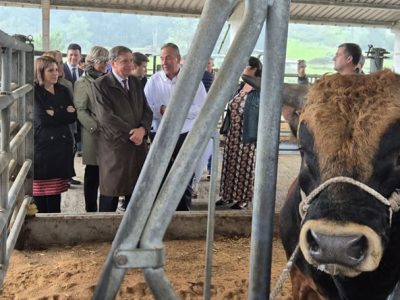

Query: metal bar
left=114, top=248, right=165, bottom=268
left=93, top=1, right=237, bottom=298
left=0, top=153, right=10, bottom=177
left=0, top=195, right=31, bottom=288
left=8, top=159, right=16, bottom=177
left=41, top=0, right=50, bottom=51
left=141, top=0, right=268, bottom=246
left=0, top=95, right=14, bottom=112
left=140, top=0, right=268, bottom=297
left=10, top=122, right=18, bottom=135
left=0, top=46, right=11, bottom=273
left=0, top=160, right=31, bottom=236
left=11, top=83, right=32, bottom=100
left=248, top=1, right=291, bottom=299
left=10, top=122, right=32, bottom=153
left=0, top=30, right=33, bottom=52
left=388, top=281, right=400, bottom=300
left=6, top=196, right=30, bottom=257
left=203, top=131, right=219, bottom=300
left=143, top=268, right=178, bottom=299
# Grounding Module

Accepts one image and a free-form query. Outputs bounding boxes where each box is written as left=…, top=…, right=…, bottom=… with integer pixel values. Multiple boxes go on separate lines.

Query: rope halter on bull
left=270, top=176, right=400, bottom=300
left=300, top=176, right=400, bottom=226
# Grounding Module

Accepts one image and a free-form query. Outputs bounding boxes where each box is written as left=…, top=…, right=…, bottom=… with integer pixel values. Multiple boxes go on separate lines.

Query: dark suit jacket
left=63, top=64, right=84, bottom=84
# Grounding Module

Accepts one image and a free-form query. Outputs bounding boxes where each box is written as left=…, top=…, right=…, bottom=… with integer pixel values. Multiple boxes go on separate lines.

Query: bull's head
left=295, top=70, right=400, bottom=278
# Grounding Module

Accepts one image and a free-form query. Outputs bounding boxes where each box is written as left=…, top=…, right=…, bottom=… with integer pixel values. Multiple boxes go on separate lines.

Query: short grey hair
left=109, top=45, right=132, bottom=61
left=85, top=46, right=109, bottom=67
left=161, top=43, right=180, bottom=56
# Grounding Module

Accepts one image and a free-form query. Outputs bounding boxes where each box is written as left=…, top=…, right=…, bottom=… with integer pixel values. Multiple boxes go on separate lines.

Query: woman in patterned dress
left=217, top=56, right=262, bottom=209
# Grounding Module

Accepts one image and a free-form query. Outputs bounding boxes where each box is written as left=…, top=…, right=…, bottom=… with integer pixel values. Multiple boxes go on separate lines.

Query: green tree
left=33, top=31, right=66, bottom=51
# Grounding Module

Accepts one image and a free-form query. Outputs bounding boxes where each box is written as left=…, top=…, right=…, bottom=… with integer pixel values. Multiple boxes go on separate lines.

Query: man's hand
left=160, top=105, right=166, bottom=116
left=46, top=109, right=54, bottom=116
left=67, top=105, right=76, bottom=113
left=129, top=127, right=146, bottom=145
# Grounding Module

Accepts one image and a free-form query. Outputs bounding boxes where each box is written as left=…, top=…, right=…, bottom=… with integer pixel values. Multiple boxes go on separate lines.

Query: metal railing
left=93, top=0, right=289, bottom=299
left=0, top=30, right=34, bottom=287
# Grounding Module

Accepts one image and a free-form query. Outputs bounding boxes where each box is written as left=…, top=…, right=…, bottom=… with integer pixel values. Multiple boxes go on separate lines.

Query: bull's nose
left=307, top=230, right=367, bottom=267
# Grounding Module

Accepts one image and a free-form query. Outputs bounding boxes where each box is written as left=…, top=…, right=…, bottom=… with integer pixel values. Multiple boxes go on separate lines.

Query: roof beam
left=290, top=16, right=395, bottom=28
left=291, top=0, right=400, bottom=11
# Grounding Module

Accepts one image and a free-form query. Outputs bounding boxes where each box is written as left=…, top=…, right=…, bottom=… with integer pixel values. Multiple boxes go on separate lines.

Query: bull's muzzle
left=299, top=220, right=383, bottom=277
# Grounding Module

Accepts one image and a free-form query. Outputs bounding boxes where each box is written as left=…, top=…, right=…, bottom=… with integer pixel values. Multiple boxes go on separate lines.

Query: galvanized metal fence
left=93, top=0, right=290, bottom=299
left=0, top=30, right=34, bottom=287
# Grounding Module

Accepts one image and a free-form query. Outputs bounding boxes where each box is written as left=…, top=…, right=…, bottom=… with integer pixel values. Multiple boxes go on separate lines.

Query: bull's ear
left=281, top=105, right=299, bottom=138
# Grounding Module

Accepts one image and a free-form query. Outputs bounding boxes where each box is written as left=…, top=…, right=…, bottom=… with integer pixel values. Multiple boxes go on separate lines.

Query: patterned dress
left=220, top=89, right=256, bottom=204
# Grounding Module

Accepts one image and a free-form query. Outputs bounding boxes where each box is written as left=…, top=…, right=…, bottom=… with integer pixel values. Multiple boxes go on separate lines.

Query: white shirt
left=112, top=70, right=129, bottom=91
left=144, top=70, right=207, bottom=134
left=67, top=63, right=81, bottom=79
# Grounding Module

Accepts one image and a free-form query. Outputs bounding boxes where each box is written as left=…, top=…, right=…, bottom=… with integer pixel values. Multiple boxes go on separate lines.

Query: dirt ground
left=1, top=237, right=293, bottom=299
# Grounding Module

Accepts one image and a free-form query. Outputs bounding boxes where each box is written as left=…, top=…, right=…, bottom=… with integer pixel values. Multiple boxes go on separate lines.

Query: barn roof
left=1, top=0, right=400, bottom=28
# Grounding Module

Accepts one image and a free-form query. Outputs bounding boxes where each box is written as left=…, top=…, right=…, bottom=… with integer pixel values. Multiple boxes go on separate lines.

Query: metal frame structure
left=92, top=0, right=290, bottom=299
left=0, top=30, right=34, bottom=287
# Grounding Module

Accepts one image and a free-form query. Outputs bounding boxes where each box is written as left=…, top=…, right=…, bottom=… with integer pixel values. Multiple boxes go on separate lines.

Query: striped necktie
left=122, top=79, right=129, bottom=93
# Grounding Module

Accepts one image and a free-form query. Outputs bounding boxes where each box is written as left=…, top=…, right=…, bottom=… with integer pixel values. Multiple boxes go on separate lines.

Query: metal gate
left=93, top=0, right=290, bottom=299
left=0, top=30, right=34, bottom=287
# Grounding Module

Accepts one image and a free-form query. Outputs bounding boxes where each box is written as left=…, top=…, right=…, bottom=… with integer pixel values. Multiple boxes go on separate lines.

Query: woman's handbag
left=242, top=89, right=260, bottom=144
left=219, top=108, right=231, bottom=135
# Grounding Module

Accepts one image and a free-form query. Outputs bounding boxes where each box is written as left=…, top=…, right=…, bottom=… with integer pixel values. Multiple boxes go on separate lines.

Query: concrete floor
left=20, top=148, right=301, bottom=247
left=61, top=150, right=300, bottom=214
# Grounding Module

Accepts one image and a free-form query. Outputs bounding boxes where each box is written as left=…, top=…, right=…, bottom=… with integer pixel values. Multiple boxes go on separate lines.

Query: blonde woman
left=74, top=46, right=109, bottom=212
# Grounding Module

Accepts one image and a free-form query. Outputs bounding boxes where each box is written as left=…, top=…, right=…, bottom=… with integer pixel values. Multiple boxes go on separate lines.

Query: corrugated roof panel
left=1, top=0, right=400, bottom=26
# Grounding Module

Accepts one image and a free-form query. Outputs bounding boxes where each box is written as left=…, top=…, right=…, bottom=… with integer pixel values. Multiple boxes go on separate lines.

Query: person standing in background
left=74, top=46, right=109, bottom=212
left=297, top=59, right=309, bottom=84
left=131, top=52, right=149, bottom=88
left=144, top=43, right=206, bottom=210
left=63, top=43, right=84, bottom=184
left=33, top=56, right=77, bottom=213
left=93, top=46, right=152, bottom=212
left=217, top=56, right=262, bottom=210
left=333, top=43, right=362, bottom=75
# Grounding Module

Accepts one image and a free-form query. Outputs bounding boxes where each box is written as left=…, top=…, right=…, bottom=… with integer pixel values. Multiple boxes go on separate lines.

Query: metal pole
left=248, top=1, right=291, bottom=299
left=0, top=47, right=11, bottom=273
left=203, top=131, right=219, bottom=300
left=140, top=0, right=268, bottom=296
left=41, top=0, right=50, bottom=51
left=93, top=1, right=236, bottom=298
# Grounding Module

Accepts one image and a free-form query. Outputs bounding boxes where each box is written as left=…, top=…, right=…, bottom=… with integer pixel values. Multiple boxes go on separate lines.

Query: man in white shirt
left=144, top=42, right=207, bottom=210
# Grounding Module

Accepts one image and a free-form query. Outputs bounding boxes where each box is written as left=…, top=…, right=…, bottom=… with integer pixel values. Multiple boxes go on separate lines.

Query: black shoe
left=69, top=178, right=81, bottom=185
left=230, top=201, right=249, bottom=210
left=216, top=199, right=232, bottom=206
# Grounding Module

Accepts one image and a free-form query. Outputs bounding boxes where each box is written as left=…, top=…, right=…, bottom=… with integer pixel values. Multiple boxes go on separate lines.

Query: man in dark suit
left=63, top=43, right=84, bottom=185
left=63, top=43, right=84, bottom=83
left=92, top=46, right=152, bottom=212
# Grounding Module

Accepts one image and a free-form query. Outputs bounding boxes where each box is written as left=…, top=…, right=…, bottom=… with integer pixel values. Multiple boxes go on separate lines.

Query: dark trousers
left=34, top=194, right=61, bottom=213
left=151, top=132, right=193, bottom=211
left=84, top=165, right=99, bottom=212
left=99, top=194, right=131, bottom=212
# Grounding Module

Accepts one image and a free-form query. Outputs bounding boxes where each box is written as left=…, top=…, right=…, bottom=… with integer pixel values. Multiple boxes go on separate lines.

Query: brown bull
left=279, top=70, right=400, bottom=300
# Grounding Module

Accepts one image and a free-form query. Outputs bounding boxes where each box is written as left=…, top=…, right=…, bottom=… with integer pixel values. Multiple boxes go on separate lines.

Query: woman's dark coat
left=93, top=73, right=152, bottom=197
left=34, top=83, right=77, bottom=180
